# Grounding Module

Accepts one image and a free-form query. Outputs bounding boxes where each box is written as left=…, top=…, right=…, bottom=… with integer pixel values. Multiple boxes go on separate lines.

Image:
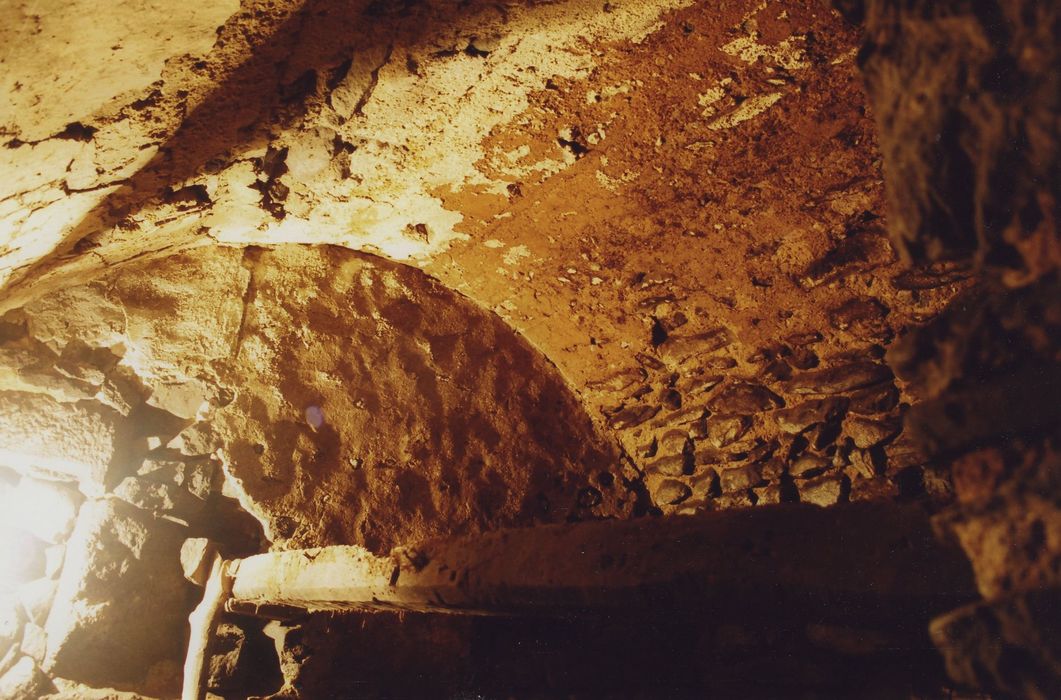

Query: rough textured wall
left=0, top=0, right=965, bottom=520
left=18, top=245, right=627, bottom=551
left=845, top=0, right=1060, bottom=280
left=839, top=0, right=1061, bottom=697
left=0, top=0, right=1009, bottom=696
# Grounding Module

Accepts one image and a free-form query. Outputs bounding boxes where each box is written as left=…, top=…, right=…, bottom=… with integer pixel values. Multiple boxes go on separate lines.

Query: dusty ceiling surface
left=2, top=0, right=1058, bottom=698
left=0, top=0, right=958, bottom=519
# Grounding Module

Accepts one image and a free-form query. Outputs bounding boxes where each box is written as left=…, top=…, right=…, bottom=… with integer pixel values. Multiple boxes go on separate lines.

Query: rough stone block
left=8, top=477, right=82, bottom=544
left=0, top=655, right=51, bottom=699
left=43, top=498, right=190, bottom=688
left=0, top=392, right=130, bottom=496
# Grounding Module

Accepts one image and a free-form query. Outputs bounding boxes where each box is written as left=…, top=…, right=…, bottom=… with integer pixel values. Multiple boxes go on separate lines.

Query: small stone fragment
left=798, top=229, right=894, bottom=289
left=19, top=623, right=45, bottom=664
left=168, top=422, right=217, bottom=457
left=94, top=366, right=146, bottom=417
left=678, top=371, right=724, bottom=395
left=845, top=415, right=902, bottom=449
left=585, top=367, right=647, bottom=395
left=693, top=446, right=726, bottom=469
left=708, top=381, right=784, bottom=414
left=800, top=475, right=846, bottom=507
left=184, top=461, right=221, bottom=500
left=646, top=454, right=686, bottom=478
left=745, top=439, right=778, bottom=464
left=849, top=477, right=899, bottom=502
left=659, top=327, right=733, bottom=365
left=759, top=458, right=785, bottom=481
left=714, top=491, right=754, bottom=509
left=773, top=398, right=849, bottom=434
left=790, top=454, right=831, bottom=479
left=660, top=388, right=682, bottom=410
left=786, top=331, right=823, bottom=347
left=847, top=382, right=900, bottom=414
left=788, top=346, right=820, bottom=370
left=892, top=262, right=970, bottom=290
left=654, top=429, right=690, bottom=456
left=17, top=579, right=57, bottom=625
left=137, top=458, right=184, bottom=481
left=180, top=538, right=217, bottom=587
left=847, top=449, right=877, bottom=479
left=828, top=297, right=890, bottom=335
left=607, top=404, right=660, bottom=430
left=656, top=479, right=692, bottom=505
left=0, top=595, right=24, bottom=660
left=113, top=476, right=203, bottom=519
left=883, top=433, right=930, bottom=474
left=753, top=484, right=781, bottom=505
left=54, top=340, right=118, bottom=387
left=719, top=464, right=761, bottom=493
left=705, top=415, right=752, bottom=448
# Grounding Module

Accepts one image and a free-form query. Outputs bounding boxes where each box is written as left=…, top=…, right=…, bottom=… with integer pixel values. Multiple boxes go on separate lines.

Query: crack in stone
left=231, top=246, right=264, bottom=361
left=352, top=42, right=395, bottom=117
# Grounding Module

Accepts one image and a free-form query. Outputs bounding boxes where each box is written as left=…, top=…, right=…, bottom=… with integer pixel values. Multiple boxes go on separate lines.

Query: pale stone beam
left=225, top=503, right=978, bottom=623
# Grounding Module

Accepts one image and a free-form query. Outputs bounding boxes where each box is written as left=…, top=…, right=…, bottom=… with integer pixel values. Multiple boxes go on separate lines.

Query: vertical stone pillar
left=839, top=0, right=1061, bottom=695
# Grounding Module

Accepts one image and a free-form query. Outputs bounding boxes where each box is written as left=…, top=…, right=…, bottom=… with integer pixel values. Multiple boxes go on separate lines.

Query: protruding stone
left=847, top=449, right=877, bottom=479
left=677, top=371, right=724, bottom=396
left=44, top=498, right=189, bottom=687
left=17, top=578, right=56, bottom=625
left=136, top=458, right=184, bottom=481
left=95, top=367, right=146, bottom=417
left=44, top=546, right=65, bottom=580
left=845, top=415, right=902, bottom=449
left=659, top=328, right=733, bottom=365
left=773, top=398, right=848, bottom=434
left=607, top=404, right=660, bottom=430
left=8, top=478, right=82, bottom=544
left=168, top=422, right=217, bottom=458
left=207, top=623, right=249, bottom=693
left=798, top=229, right=894, bottom=289
left=646, top=454, right=686, bottom=478
left=719, top=464, right=761, bottom=494
left=753, top=484, right=781, bottom=505
left=656, top=480, right=692, bottom=505
left=184, top=461, right=221, bottom=500
left=113, top=476, right=203, bottom=519
left=0, top=655, right=52, bottom=699
left=19, top=623, right=45, bottom=664
left=801, top=476, right=845, bottom=507
left=786, top=362, right=892, bottom=395
left=693, top=446, right=725, bottom=469
left=790, top=454, right=830, bottom=479
left=708, top=382, right=784, bottom=414
left=585, top=367, right=647, bottom=395
left=849, top=477, right=899, bottom=502
left=652, top=429, right=689, bottom=456
left=0, top=595, right=24, bottom=660
left=54, top=340, right=118, bottom=388
left=847, top=382, right=900, bottom=414
left=0, top=392, right=131, bottom=496
left=828, top=297, right=890, bottom=335
left=181, top=538, right=217, bottom=587
left=705, top=414, right=751, bottom=448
